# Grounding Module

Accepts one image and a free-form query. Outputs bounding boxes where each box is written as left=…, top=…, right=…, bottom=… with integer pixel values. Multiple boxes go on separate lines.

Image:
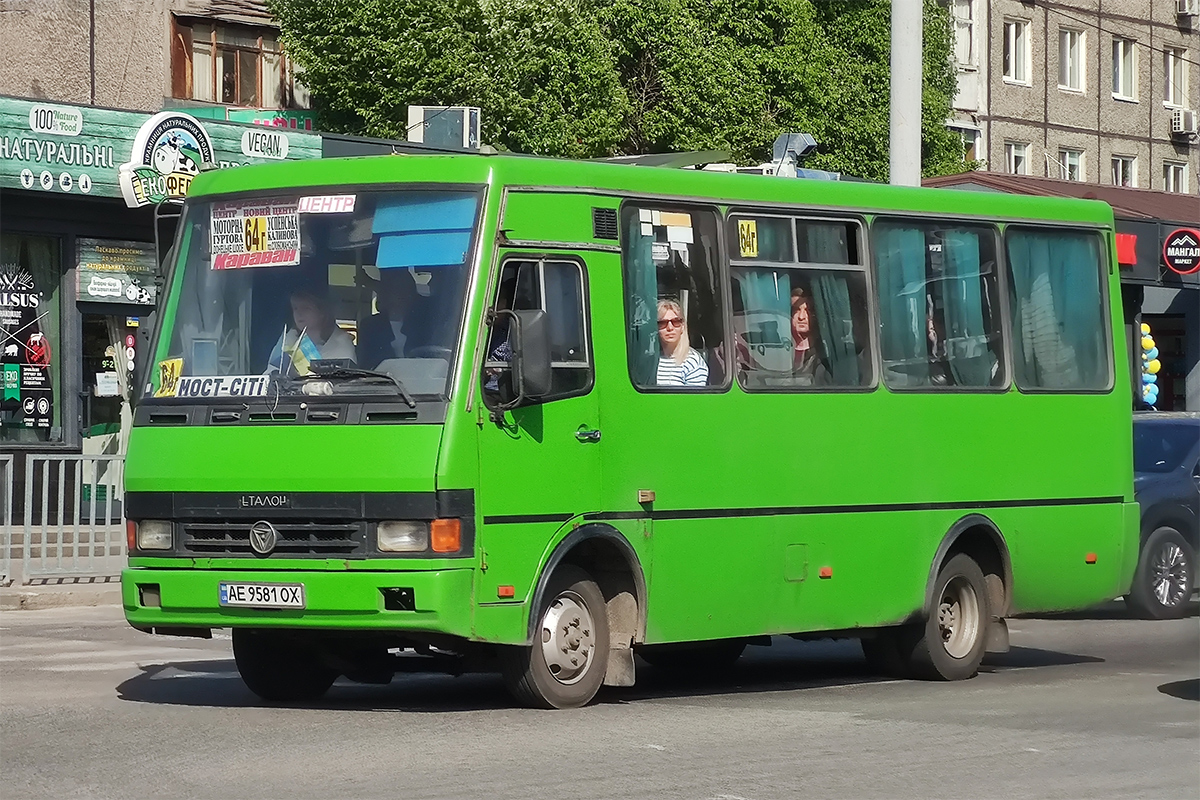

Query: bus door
left=476, top=256, right=601, bottom=600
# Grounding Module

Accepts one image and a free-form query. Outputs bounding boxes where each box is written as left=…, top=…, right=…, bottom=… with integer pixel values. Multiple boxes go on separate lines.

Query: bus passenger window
left=1005, top=228, right=1109, bottom=391
left=874, top=219, right=1005, bottom=390
left=620, top=206, right=726, bottom=391
left=481, top=259, right=591, bottom=406
left=729, top=215, right=872, bottom=391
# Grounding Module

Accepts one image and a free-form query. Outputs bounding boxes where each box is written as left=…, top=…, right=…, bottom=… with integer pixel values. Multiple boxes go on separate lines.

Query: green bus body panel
left=126, top=424, right=441, bottom=492
left=123, top=568, right=472, bottom=637
left=124, top=153, right=1135, bottom=650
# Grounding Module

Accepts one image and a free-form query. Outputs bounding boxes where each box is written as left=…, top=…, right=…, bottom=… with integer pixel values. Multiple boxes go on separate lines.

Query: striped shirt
left=657, top=349, right=709, bottom=386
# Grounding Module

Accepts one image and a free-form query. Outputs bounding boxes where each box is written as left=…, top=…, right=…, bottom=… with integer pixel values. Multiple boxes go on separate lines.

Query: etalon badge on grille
left=248, top=520, right=278, bottom=556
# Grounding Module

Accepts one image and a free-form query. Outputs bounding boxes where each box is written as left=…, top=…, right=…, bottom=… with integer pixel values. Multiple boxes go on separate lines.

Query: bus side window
left=873, top=219, right=1006, bottom=390
left=619, top=205, right=726, bottom=391
left=1005, top=228, right=1110, bottom=392
left=481, top=258, right=591, bottom=406
left=729, top=214, right=873, bottom=390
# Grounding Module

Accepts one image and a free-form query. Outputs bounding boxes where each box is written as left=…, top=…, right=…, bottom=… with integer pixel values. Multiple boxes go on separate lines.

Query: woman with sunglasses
left=656, top=298, right=708, bottom=386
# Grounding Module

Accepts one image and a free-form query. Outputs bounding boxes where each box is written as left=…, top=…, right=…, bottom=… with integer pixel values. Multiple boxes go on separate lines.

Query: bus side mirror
left=511, top=309, right=552, bottom=399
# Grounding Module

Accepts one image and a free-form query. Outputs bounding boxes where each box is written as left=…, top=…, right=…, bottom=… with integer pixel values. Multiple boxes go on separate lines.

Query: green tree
left=271, top=0, right=968, bottom=177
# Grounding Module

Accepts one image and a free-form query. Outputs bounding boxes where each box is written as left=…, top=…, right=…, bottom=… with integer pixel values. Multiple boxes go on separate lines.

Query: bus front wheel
left=902, top=553, right=990, bottom=681
left=501, top=565, right=610, bottom=709
left=232, top=629, right=338, bottom=702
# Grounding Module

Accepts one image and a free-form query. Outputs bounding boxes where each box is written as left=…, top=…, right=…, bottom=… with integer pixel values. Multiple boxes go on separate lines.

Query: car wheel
left=1126, top=527, right=1195, bottom=620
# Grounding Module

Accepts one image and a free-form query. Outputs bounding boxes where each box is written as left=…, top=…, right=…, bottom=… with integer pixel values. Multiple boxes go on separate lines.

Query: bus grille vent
left=592, top=207, right=619, bottom=240
left=181, top=520, right=366, bottom=557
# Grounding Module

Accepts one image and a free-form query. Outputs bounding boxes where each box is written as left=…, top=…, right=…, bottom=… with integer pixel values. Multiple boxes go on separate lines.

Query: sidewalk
left=0, top=577, right=122, bottom=611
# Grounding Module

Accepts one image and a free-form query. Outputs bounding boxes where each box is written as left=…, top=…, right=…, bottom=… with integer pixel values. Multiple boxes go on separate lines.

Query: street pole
left=889, top=0, right=923, bottom=187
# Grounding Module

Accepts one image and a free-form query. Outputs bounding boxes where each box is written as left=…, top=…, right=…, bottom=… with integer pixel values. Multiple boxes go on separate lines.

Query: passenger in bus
left=267, top=289, right=356, bottom=373
left=358, top=268, right=421, bottom=368
left=790, top=287, right=828, bottom=383
left=657, top=298, right=709, bottom=386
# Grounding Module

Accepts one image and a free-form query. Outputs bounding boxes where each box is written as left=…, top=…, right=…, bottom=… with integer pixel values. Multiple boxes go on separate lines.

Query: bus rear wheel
left=501, top=565, right=610, bottom=709
left=232, top=629, right=338, bottom=703
left=902, top=553, right=990, bottom=681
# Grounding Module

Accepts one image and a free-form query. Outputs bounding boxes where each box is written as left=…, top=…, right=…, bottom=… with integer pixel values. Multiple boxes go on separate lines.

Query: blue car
left=1128, top=412, right=1200, bottom=619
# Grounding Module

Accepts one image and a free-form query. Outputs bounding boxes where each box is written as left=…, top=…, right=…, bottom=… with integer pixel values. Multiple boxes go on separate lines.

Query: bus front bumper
left=122, top=567, right=474, bottom=638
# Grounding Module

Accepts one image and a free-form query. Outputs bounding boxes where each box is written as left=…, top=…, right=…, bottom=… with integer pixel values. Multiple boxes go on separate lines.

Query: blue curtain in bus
left=811, top=274, right=859, bottom=385
left=1007, top=230, right=1106, bottom=389
left=737, top=268, right=791, bottom=375
left=874, top=225, right=928, bottom=385
left=942, top=229, right=994, bottom=386
left=801, top=223, right=859, bottom=385
left=625, top=212, right=659, bottom=385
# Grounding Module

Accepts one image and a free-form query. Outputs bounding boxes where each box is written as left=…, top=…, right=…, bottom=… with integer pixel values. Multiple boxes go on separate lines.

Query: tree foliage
left=270, top=0, right=968, bottom=178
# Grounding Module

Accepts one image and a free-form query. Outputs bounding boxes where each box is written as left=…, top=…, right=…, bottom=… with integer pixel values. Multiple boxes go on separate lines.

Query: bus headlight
left=377, top=521, right=429, bottom=553
left=136, top=520, right=173, bottom=550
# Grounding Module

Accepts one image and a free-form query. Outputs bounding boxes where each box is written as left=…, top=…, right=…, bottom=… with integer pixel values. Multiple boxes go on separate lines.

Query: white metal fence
left=1, top=454, right=126, bottom=585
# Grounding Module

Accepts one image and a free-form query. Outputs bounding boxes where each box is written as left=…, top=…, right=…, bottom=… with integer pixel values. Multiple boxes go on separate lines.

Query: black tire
left=501, top=565, right=610, bottom=709
left=1126, top=527, right=1195, bottom=620
left=232, top=629, right=338, bottom=702
left=638, top=640, right=747, bottom=673
left=899, top=553, right=990, bottom=681
left=860, top=628, right=913, bottom=678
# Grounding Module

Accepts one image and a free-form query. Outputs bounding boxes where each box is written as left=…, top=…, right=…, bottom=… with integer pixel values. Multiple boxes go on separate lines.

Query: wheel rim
left=937, top=576, right=981, bottom=660
left=538, top=590, right=596, bottom=685
left=1151, top=542, right=1190, bottom=608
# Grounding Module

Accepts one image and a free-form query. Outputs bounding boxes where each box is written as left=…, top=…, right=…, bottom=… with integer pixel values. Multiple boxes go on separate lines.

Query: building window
left=1111, top=156, right=1137, bottom=188
left=1163, top=161, right=1189, bottom=193
left=171, top=18, right=307, bottom=109
left=1112, top=37, right=1137, bottom=100
left=949, top=126, right=980, bottom=161
left=952, top=0, right=976, bottom=68
left=1164, top=48, right=1188, bottom=107
left=1058, top=148, right=1084, bottom=181
left=1003, top=20, right=1030, bottom=84
left=1005, top=142, right=1029, bottom=175
left=1058, top=29, right=1084, bottom=92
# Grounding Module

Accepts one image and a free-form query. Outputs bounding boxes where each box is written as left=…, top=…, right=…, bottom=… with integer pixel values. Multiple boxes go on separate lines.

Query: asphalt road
left=1, top=603, right=1196, bottom=800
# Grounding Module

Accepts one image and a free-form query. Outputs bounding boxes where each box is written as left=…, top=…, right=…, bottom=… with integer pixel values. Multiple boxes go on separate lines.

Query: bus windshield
left=147, top=187, right=482, bottom=402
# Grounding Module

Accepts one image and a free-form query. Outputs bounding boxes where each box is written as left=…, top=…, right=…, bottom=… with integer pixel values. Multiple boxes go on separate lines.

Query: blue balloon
left=1142, top=373, right=1154, bottom=384
left=1147, top=347, right=1159, bottom=360
left=1148, top=387, right=1159, bottom=400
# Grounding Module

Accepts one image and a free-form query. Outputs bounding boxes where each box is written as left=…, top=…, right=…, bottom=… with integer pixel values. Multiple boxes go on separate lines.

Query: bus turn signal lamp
left=497, top=585, right=515, bottom=598
left=431, top=519, right=462, bottom=553
left=1085, top=553, right=1097, bottom=564
left=819, top=566, right=833, bottom=579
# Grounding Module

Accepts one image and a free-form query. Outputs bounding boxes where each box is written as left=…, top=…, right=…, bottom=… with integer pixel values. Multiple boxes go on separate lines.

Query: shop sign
left=241, top=128, right=289, bottom=160
left=0, top=265, right=54, bottom=429
left=0, top=95, right=322, bottom=201
left=1162, top=228, right=1200, bottom=275
left=77, top=238, right=158, bottom=305
left=225, top=108, right=316, bottom=131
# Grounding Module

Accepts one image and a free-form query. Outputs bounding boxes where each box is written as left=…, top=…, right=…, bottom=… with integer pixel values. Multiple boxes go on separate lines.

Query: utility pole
left=889, top=0, right=923, bottom=186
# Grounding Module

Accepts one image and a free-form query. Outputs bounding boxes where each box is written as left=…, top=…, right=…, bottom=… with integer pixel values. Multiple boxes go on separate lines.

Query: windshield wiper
left=298, top=365, right=417, bottom=408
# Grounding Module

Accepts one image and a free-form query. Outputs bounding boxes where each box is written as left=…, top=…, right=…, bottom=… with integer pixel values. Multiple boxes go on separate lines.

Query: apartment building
left=948, top=0, right=1198, bottom=193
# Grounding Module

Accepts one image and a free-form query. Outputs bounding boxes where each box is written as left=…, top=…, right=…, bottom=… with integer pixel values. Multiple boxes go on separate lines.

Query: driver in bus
left=267, top=289, right=356, bottom=374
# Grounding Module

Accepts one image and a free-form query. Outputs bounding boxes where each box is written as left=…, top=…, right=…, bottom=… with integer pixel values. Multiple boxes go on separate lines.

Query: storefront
left=1, top=95, right=321, bottom=456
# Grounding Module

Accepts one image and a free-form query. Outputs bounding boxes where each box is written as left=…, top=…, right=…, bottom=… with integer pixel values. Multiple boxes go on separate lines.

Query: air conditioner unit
left=406, top=106, right=481, bottom=150
left=1171, top=108, right=1198, bottom=136
left=1179, top=0, right=1199, bottom=17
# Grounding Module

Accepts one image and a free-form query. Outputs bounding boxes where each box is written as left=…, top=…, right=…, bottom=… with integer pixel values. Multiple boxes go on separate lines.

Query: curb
left=0, top=585, right=122, bottom=611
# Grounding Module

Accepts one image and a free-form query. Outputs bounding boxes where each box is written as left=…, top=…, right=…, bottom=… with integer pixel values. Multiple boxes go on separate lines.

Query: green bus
left=123, top=154, right=1138, bottom=708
